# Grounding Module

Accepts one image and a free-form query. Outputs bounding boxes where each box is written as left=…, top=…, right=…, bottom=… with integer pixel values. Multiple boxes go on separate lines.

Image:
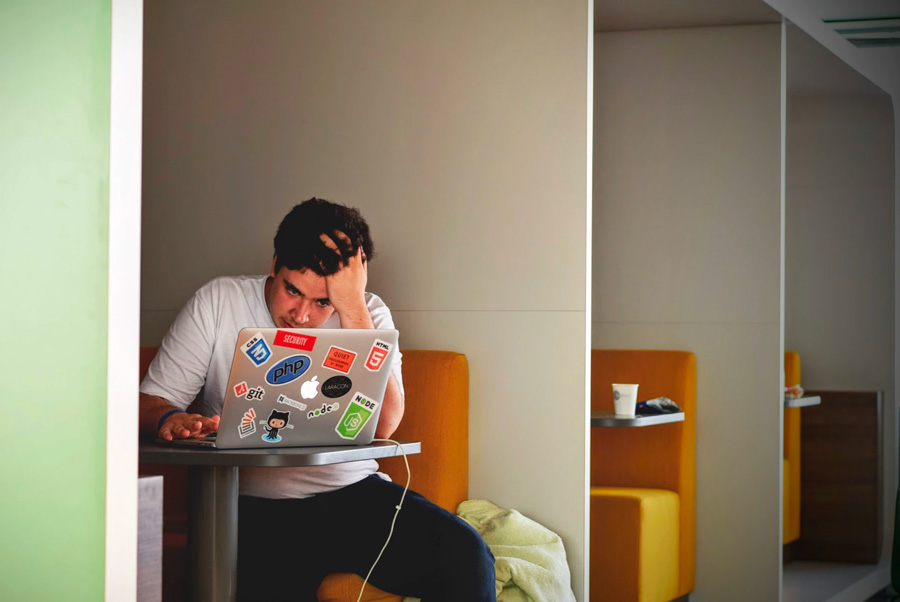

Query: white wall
left=141, top=0, right=590, bottom=597
left=786, top=90, right=896, bottom=556
left=593, top=24, right=783, bottom=602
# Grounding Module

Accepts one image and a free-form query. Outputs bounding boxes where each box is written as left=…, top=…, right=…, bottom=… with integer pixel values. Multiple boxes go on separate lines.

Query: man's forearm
left=375, top=374, right=404, bottom=439
left=139, top=392, right=181, bottom=439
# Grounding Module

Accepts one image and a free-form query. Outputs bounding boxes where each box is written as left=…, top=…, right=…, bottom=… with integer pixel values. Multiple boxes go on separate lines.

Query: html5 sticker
left=365, top=339, right=393, bottom=372
left=273, top=330, right=317, bottom=352
left=322, top=346, right=357, bottom=374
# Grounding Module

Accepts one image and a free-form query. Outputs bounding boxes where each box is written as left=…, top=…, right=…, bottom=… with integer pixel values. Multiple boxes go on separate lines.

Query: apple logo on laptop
left=300, top=376, right=320, bottom=400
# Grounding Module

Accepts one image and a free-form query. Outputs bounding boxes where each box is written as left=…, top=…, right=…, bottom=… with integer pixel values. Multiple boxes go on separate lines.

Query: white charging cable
left=356, top=438, right=411, bottom=602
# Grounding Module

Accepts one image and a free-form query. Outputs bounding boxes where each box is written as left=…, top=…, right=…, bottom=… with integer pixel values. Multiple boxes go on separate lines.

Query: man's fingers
left=319, top=231, right=355, bottom=263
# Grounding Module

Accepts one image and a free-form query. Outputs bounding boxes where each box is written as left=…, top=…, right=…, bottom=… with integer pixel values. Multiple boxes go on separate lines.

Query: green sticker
left=335, top=392, right=379, bottom=439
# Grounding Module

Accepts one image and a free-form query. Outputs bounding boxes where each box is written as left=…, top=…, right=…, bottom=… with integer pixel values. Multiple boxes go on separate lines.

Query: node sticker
left=260, top=409, right=293, bottom=443
left=307, top=402, right=340, bottom=419
left=365, top=339, right=393, bottom=372
left=241, top=332, right=272, bottom=367
left=335, top=392, right=380, bottom=440
left=276, top=393, right=307, bottom=411
left=321, top=375, right=352, bottom=399
left=239, top=408, right=257, bottom=438
left=274, top=330, right=317, bottom=351
left=266, top=354, right=311, bottom=386
left=322, top=346, right=357, bottom=374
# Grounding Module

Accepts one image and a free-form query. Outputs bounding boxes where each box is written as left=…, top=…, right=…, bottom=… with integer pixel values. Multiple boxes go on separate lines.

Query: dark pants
left=236, top=475, right=496, bottom=602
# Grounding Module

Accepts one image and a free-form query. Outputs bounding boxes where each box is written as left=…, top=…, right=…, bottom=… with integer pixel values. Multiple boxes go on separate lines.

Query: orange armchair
left=590, top=350, right=696, bottom=602
left=139, top=347, right=470, bottom=602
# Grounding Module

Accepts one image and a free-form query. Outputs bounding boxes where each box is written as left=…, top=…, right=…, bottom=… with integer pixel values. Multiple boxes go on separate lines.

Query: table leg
left=187, top=465, right=239, bottom=602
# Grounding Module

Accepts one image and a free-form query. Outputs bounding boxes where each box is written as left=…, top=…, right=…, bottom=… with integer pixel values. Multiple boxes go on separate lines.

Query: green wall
left=0, top=1, right=111, bottom=600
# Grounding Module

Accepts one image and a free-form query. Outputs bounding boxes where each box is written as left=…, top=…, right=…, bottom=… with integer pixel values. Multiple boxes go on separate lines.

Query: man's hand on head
left=158, top=413, right=220, bottom=441
left=319, top=230, right=373, bottom=328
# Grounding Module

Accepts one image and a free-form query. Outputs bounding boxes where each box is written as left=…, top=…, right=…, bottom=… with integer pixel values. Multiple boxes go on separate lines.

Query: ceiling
left=594, top=0, right=900, bottom=97
left=594, top=0, right=781, bottom=33
left=787, top=21, right=888, bottom=97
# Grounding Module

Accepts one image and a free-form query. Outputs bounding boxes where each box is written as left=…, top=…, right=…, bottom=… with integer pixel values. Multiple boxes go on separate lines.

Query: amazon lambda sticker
left=365, top=339, right=393, bottom=372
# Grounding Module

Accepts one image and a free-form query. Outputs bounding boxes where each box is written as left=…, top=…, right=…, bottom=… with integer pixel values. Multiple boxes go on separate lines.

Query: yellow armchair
left=590, top=350, right=696, bottom=602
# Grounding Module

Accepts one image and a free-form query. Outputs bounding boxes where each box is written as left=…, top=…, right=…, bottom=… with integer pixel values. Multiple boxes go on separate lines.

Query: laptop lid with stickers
left=209, top=328, right=398, bottom=449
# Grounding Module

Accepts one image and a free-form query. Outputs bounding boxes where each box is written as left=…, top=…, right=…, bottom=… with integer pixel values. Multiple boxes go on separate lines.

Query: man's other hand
left=319, top=230, right=369, bottom=320
left=158, top=413, right=220, bottom=441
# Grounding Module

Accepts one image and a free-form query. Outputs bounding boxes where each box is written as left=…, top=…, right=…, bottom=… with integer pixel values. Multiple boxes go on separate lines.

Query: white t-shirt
left=140, top=275, right=404, bottom=499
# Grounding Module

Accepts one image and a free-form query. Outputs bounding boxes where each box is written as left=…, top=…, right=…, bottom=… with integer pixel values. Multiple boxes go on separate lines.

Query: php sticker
left=321, top=375, right=352, bottom=399
left=241, top=332, right=272, bottom=367
left=322, top=346, right=357, bottom=374
left=365, top=339, right=393, bottom=372
left=307, top=402, right=340, bottom=419
left=266, top=354, right=312, bottom=386
left=239, top=408, right=257, bottom=438
left=335, top=392, right=379, bottom=440
left=234, top=382, right=249, bottom=397
left=277, top=393, right=307, bottom=411
left=274, top=330, right=317, bottom=351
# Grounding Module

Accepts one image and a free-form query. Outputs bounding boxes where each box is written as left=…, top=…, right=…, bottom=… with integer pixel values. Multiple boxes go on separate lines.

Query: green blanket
left=404, top=499, right=576, bottom=602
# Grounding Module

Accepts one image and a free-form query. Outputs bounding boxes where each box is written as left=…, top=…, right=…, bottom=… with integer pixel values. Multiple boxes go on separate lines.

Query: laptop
left=161, top=327, right=399, bottom=449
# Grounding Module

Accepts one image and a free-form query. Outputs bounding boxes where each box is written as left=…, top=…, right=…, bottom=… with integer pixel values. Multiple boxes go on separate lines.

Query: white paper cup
left=612, top=383, right=639, bottom=417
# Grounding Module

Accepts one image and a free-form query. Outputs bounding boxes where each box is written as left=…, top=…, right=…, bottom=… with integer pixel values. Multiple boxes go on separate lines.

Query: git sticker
left=323, top=346, right=357, bottom=374
left=241, top=332, right=272, bottom=367
left=274, top=330, right=317, bottom=351
left=239, top=408, right=257, bottom=438
left=365, top=339, right=393, bottom=372
left=234, top=382, right=249, bottom=397
left=335, top=392, right=379, bottom=440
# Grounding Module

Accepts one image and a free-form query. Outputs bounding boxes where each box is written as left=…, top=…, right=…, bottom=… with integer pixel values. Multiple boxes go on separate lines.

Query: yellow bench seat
left=591, top=487, right=680, bottom=602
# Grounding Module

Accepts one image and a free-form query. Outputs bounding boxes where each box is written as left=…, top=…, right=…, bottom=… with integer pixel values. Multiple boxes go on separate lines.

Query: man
left=139, top=198, right=495, bottom=602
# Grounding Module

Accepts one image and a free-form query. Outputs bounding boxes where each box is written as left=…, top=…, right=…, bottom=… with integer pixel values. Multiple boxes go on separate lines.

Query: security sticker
left=266, top=355, right=312, bottom=386
left=276, top=393, right=307, bottom=411
left=239, top=408, right=257, bottom=438
left=260, top=409, right=293, bottom=443
left=323, top=346, right=357, bottom=374
left=234, top=382, right=249, bottom=397
left=307, top=402, right=340, bottom=419
left=335, top=392, right=380, bottom=440
left=274, top=330, right=317, bottom=351
left=241, top=332, right=272, bottom=367
left=365, top=339, right=393, bottom=372
left=322, top=375, right=352, bottom=399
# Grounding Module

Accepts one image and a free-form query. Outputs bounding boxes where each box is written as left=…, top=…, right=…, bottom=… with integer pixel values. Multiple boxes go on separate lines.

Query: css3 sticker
left=335, top=392, right=379, bottom=440
left=241, top=332, right=272, bottom=367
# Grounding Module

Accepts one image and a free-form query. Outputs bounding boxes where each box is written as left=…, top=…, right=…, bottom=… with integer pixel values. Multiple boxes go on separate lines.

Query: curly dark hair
left=273, top=198, right=375, bottom=276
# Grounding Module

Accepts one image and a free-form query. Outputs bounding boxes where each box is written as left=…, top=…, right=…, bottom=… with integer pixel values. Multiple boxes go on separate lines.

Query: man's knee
left=445, top=517, right=495, bottom=575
